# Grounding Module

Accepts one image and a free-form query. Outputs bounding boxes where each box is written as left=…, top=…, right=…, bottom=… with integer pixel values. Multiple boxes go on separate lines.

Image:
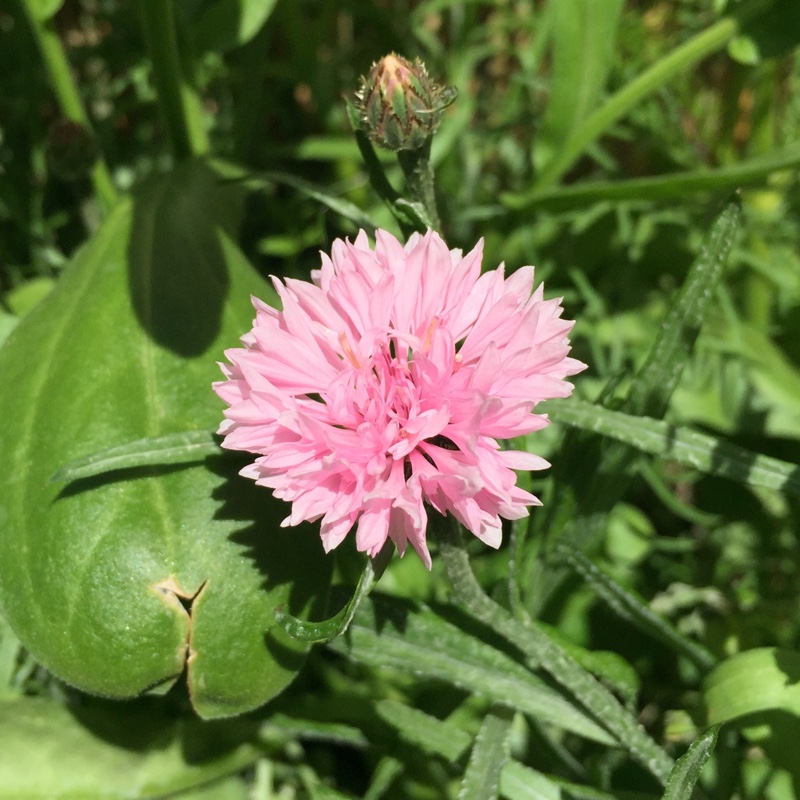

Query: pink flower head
left=215, top=230, right=585, bottom=568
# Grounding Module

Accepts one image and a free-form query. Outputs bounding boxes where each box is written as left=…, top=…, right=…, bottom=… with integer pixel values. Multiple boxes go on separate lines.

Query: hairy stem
left=435, top=516, right=674, bottom=785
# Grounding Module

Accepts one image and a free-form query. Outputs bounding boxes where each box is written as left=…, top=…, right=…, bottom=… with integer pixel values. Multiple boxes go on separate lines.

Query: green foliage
left=2, top=0, right=800, bottom=797
left=0, top=160, right=331, bottom=718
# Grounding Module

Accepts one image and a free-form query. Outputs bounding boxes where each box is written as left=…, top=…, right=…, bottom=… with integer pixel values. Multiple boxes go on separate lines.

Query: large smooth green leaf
left=0, top=696, right=258, bottom=799
left=0, top=160, right=331, bottom=718
left=704, top=648, right=800, bottom=724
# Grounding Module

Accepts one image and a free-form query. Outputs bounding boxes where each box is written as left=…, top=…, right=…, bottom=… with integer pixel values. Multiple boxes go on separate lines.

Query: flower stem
left=135, top=0, right=208, bottom=161
left=434, top=515, right=674, bottom=786
left=345, top=99, right=424, bottom=238
left=397, top=139, right=440, bottom=231
left=21, top=0, right=118, bottom=213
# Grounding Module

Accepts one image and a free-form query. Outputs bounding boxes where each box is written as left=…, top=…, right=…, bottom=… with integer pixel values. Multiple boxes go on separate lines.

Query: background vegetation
left=2, top=0, right=800, bottom=798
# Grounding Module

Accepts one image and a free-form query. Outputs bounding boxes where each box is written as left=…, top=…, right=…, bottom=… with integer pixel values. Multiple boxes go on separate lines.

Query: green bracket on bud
left=354, top=53, right=457, bottom=152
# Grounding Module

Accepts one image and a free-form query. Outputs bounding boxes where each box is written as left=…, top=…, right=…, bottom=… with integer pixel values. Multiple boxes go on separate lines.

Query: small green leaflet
left=275, top=542, right=394, bottom=644
left=661, top=726, right=720, bottom=800
left=50, top=430, right=223, bottom=483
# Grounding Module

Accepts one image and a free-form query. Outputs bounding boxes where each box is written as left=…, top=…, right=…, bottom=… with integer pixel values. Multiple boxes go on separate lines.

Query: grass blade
left=512, top=16, right=739, bottom=196
left=506, top=143, right=800, bottom=211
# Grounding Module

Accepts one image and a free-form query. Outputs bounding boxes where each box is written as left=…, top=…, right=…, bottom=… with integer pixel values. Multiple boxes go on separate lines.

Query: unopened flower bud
left=355, top=53, right=456, bottom=151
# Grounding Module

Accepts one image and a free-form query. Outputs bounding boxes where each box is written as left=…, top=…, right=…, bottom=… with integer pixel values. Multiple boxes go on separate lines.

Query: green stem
left=135, top=0, right=208, bottom=160
left=397, top=139, right=441, bottom=231
left=21, top=1, right=118, bottom=212
left=435, top=516, right=674, bottom=786
left=345, top=100, right=421, bottom=238
left=529, top=16, right=739, bottom=196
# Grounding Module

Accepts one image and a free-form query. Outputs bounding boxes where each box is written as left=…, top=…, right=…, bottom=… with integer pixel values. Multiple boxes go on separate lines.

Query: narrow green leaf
left=519, top=16, right=739, bottom=194
left=536, top=0, right=625, bottom=169
left=375, top=701, right=612, bottom=800
left=457, top=704, right=515, bottom=800
left=506, top=143, right=800, bottom=211
left=375, top=699, right=469, bottom=762
left=557, top=545, right=716, bottom=672
left=536, top=620, right=640, bottom=705
left=529, top=202, right=742, bottom=613
left=438, top=520, right=674, bottom=785
left=260, top=714, right=369, bottom=749
left=501, top=765, right=561, bottom=800
left=275, top=543, right=393, bottom=643
left=329, top=594, right=616, bottom=745
left=245, top=171, right=380, bottom=232
left=364, top=757, right=404, bottom=800
left=662, top=726, right=720, bottom=800
left=704, top=648, right=800, bottom=723
left=628, top=200, right=741, bottom=417
left=546, top=397, right=800, bottom=498
left=50, top=430, right=222, bottom=483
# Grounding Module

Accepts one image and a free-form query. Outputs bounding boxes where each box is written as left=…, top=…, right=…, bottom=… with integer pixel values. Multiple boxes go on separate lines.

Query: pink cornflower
left=215, top=230, right=585, bottom=568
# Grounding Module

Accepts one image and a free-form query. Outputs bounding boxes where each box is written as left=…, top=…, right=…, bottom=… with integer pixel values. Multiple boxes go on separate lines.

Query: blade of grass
left=135, top=0, right=208, bottom=159
left=20, top=0, right=117, bottom=211
left=516, top=16, right=740, bottom=196
left=505, top=143, right=800, bottom=211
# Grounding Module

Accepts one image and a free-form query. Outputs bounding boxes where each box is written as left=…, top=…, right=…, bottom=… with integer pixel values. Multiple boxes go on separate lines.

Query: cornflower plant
left=1, top=3, right=800, bottom=800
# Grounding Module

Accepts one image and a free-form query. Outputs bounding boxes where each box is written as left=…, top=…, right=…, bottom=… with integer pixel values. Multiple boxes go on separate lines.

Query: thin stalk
left=21, top=1, right=118, bottom=212
left=135, top=0, right=208, bottom=160
left=435, top=516, right=674, bottom=786
left=345, top=99, right=422, bottom=238
left=397, top=139, right=441, bottom=231
left=528, top=16, right=739, bottom=196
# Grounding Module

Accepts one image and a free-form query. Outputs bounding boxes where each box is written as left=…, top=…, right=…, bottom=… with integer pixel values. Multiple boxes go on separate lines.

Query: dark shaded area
left=65, top=691, right=259, bottom=763
left=126, top=160, right=243, bottom=356
left=207, top=455, right=333, bottom=669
